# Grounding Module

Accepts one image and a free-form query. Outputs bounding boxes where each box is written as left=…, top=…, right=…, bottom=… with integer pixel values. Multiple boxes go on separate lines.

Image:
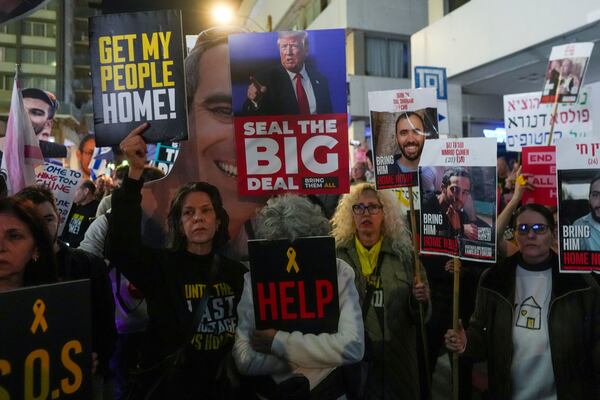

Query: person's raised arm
left=497, top=167, right=533, bottom=256
left=119, top=122, right=148, bottom=181
left=107, top=123, right=160, bottom=296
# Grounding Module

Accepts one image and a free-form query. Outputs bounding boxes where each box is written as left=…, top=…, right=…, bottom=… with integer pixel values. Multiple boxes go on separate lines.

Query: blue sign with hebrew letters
left=414, top=66, right=448, bottom=100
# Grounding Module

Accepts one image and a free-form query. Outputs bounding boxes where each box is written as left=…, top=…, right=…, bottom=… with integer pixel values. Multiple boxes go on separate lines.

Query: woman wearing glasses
left=331, top=183, right=430, bottom=399
left=445, top=203, right=600, bottom=399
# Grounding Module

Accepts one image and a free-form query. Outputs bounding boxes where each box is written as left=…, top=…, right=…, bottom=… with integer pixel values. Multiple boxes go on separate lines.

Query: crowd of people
left=1, top=26, right=599, bottom=400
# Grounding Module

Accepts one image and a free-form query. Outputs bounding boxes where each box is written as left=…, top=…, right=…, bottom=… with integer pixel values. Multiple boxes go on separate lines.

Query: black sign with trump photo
left=248, top=236, right=340, bottom=334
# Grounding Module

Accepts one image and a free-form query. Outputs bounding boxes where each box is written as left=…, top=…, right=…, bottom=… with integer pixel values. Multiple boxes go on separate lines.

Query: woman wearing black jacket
left=107, top=124, right=247, bottom=399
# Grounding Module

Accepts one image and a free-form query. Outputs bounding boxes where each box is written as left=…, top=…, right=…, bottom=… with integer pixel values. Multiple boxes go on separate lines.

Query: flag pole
left=547, top=72, right=562, bottom=146
left=408, top=185, right=430, bottom=391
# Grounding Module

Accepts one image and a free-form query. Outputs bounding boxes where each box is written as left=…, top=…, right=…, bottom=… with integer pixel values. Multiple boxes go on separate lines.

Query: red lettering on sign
left=279, top=281, right=297, bottom=320
left=255, top=280, right=335, bottom=321
left=316, top=280, right=334, bottom=318
left=257, top=282, right=278, bottom=321
left=298, top=281, right=315, bottom=319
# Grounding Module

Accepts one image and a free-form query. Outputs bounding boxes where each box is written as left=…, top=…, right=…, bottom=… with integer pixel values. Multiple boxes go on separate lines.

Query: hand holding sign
left=513, top=167, right=535, bottom=204
left=250, top=329, right=277, bottom=354
left=412, top=280, right=430, bottom=303
left=120, top=122, right=149, bottom=179
left=445, top=319, right=466, bottom=354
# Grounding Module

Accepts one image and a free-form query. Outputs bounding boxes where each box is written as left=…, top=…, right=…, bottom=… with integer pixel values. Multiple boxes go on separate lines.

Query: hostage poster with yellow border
left=90, top=10, right=188, bottom=146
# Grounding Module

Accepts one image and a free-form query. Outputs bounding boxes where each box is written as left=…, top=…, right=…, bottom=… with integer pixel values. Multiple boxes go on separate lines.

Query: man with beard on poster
left=420, top=167, right=479, bottom=241
left=389, top=112, right=426, bottom=174
left=573, top=173, right=600, bottom=251
left=388, top=111, right=436, bottom=192
left=138, top=27, right=266, bottom=260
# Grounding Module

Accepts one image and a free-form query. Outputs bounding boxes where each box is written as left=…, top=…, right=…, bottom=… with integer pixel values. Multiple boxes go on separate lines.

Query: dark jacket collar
left=480, top=252, right=592, bottom=301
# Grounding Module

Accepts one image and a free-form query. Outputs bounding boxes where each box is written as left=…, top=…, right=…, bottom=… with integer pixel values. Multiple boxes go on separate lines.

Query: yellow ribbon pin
left=30, top=299, right=48, bottom=334
left=286, top=247, right=300, bottom=273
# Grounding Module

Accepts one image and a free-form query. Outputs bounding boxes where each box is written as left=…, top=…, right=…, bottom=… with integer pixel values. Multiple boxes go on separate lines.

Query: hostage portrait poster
left=557, top=138, right=600, bottom=272
left=228, top=29, right=348, bottom=196
left=89, top=10, right=188, bottom=146
left=418, top=138, right=497, bottom=262
left=368, top=88, right=438, bottom=190
left=540, top=42, right=594, bottom=104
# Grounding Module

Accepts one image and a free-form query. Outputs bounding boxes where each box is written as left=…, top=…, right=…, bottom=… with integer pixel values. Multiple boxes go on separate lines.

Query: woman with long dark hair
left=107, top=125, right=247, bottom=399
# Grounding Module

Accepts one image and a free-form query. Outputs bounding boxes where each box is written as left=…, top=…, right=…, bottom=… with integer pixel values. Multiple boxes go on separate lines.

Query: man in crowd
left=77, top=134, right=97, bottom=181
left=573, top=173, right=600, bottom=251
left=421, top=167, right=479, bottom=240
left=61, top=180, right=100, bottom=247
left=243, top=30, right=332, bottom=116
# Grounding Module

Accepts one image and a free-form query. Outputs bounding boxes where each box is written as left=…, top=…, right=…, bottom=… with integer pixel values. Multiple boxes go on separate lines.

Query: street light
left=211, top=3, right=235, bottom=25
left=210, top=3, right=271, bottom=31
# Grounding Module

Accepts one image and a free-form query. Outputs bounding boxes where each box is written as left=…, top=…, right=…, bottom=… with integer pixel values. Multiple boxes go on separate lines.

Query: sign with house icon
left=515, top=296, right=542, bottom=330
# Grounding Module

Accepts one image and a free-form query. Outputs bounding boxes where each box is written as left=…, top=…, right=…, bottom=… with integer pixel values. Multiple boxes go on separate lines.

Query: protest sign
left=35, top=163, right=83, bottom=235
left=0, top=280, right=92, bottom=399
left=418, top=138, right=497, bottom=262
left=540, top=42, right=594, bottom=104
left=151, top=142, right=179, bottom=175
left=521, top=146, right=557, bottom=207
left=229, top=29, right=348, bottom=195
left=557, top=138, right=600, bottom=272
left=248, top=236, right=340, bottom=334
left=368, top=88, right=438, bottom=190
left=414, top=66, right=449, bottom=134
left=90, top=10, right=188, bottom=146
left=503, top=88, right=593, bottom=151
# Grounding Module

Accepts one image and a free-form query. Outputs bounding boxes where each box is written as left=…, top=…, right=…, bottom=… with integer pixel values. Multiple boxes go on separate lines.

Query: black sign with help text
left=248, top=236, right=340, bottom=334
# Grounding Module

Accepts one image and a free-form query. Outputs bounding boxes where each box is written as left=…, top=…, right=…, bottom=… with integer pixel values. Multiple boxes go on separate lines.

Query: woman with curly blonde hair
left=331, top=183, right=430, bottom=399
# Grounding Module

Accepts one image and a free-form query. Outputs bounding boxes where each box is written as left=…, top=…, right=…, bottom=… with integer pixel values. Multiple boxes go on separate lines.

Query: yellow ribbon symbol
left=286, top=247, right=300, bottom=273
left=30, top=299, right=48, bottom=334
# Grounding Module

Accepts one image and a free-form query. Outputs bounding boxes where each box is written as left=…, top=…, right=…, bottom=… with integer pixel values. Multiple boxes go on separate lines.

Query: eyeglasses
left=516, top=223, right=548, bottom=235
left=352, top=204, right=383, bottom=215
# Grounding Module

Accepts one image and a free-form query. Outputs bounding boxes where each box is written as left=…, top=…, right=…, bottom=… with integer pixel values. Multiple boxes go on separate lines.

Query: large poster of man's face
left=540, top=42, right=594, bottom=104
left=556, top=138, right=600, bottom=272
left=368, top=88, right=438, bottom=190
left=419, top=166, right=496, bottom=261
left=558, top=169, right=600, bottom=272
left=229, top=29, right=347, bottom=117
left=228, top=29, right=349, bottom=196
left=418, top=137, right=497, bottom=262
